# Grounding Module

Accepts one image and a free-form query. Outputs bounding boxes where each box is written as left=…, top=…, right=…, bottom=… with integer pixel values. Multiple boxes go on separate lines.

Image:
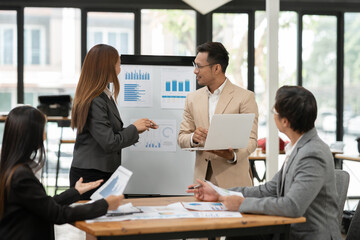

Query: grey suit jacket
left=232, top=128, right=341, bottom=240
left=71, top=92, right=139, bottom=173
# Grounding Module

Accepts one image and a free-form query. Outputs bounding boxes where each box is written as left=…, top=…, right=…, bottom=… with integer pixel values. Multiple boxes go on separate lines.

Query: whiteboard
left=117, top=55, right=196, bottom=195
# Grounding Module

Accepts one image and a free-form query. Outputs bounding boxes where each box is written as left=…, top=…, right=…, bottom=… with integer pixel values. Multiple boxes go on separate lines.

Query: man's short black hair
left=275, top=85, right=317, bottom=134
left=196, top=42, right=229, bottom=73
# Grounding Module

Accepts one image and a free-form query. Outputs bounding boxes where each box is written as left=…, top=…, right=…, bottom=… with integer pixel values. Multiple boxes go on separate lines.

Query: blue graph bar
left=172, top=80, right=177, bottom=91
left=125, top=70, right=150, bottom=80
left=99, top=176, right=119, bottom=197
left=166, top=81, right=171, bottom=91
left=178, top=82, right=184, bottom=91
left=124, top=84, right=145, bottom=102
left=145, top=142, right=161, bottom=148
left=162, top=96, right=186, bottom=98
left=185, top=80, right=190, bottom=92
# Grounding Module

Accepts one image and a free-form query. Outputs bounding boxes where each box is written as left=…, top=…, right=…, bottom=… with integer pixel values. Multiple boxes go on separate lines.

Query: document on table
left=182, top=202, right=227, bottom=211
left=90, top=166, right=133, bottom=200
left=206, top=180, right=244, bottom=197
left=86, top=202, right=242, bottom=223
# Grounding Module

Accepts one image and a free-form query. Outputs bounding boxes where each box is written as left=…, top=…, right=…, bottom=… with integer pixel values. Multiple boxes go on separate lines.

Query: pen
left=188, top=184, right=201, bottom=189
left=150, top=121, right=158, bottom=127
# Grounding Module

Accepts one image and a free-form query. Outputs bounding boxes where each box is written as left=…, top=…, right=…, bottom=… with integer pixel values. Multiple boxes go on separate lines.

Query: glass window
left=3, top=29, right=14, bottom=64
left=0, top=10, right=17, bottom=145
left=24, top=8, right=81, bottom=184
left=344, top=13, right=360, bottom=153
left=0, top=13, right=16, bottom=66
left=213, top=13, right=248, bottom=88
left=302, top=15, right=337, bottom=143
left=343, top=13, right=360, bottom=201
left=141, top=9, right=196, bottom=56
left=255, top=11, right=297, bottom=139
left=87, top=12, right=134, bottom=54
left=24, top=26, right=46, bottom=65
left=24, top=7, right=81, bottom=106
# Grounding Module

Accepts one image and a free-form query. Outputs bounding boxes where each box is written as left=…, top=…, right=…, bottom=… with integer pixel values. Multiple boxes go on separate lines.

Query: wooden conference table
left=249, top=153, right=267, bottom=182
left=334, top=153, right=360, bottom=169
left=0, top=115, right=70, bottom=123
left=74, top=196, right=305, bottom=240
left=334, top=154, right=360, bottom=200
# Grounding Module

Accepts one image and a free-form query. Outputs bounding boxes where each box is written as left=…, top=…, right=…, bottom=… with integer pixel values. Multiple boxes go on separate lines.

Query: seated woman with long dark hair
left=0, top=106, right=123, bottom=240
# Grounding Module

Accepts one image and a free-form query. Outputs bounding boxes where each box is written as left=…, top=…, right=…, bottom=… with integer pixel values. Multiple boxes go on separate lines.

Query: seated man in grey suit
left=187, top=85, right=342, bottom=240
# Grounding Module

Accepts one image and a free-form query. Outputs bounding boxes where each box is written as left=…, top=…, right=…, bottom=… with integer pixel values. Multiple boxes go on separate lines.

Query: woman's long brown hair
left=0, top=106, right=46, bottom=218
left=71, top=44, right=120, bottom=133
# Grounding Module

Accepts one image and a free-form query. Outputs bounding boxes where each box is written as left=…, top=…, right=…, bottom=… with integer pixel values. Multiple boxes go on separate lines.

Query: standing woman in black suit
left=70, top=44, right=158, bottom=199
left=0, top=106, right=124, bottom=240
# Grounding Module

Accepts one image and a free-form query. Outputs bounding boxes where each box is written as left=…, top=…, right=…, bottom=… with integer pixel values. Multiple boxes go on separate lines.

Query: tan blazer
left=178, top=80, right=258, bottom=188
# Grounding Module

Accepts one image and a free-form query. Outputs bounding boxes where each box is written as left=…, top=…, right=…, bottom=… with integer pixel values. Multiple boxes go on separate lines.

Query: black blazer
left=72, top=92, right=139, bottom=172
left=0, top=165, right=108, bottom=240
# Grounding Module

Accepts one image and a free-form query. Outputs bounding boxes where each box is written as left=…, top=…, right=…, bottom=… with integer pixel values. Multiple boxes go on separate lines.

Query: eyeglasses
left=192, top=61, right=213, bottom=70
left=271, top=108, right=279, bottom=115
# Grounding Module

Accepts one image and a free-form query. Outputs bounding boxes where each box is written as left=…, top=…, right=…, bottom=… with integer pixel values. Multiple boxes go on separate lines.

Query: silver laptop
left=182, top=113, right=255, bottom=151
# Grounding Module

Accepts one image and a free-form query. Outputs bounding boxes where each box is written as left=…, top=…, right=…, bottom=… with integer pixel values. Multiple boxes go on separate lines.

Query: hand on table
left=219, top=195, right=244, bottom=211
left=105, top=195, right=124, bottom=210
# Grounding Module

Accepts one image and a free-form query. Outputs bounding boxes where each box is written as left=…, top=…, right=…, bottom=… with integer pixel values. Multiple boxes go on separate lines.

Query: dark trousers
left=69, top=167, right=112, bottom=200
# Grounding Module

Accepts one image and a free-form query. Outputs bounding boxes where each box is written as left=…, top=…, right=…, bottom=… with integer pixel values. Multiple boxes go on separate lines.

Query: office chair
left=335, top=169, right=350, bottom=230
left=54, top=119, right=75, bottom=195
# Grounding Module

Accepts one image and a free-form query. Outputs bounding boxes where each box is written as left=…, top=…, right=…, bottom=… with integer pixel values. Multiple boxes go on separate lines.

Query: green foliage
left=344, top=13, right=360, bottom=114
left=303, top=15, right=337, bottom=88
left=302, top=15, right=337, bottom=110
left=154, top=10, right=195, bottom=55
left=345, top=14, right=360, bottom=85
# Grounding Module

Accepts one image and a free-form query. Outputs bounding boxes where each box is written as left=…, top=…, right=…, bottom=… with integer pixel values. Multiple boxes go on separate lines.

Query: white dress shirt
left=206, top=79, right=227, bottom=124
left=104, top=87, right=118, bottom=107
left=190, top=79, right=236, bottom=163
left=282, top=135, right=303, bottom=183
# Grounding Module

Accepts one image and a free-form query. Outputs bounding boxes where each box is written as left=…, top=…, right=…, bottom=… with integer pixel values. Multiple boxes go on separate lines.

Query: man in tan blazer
left=178, top=42, right=258, bottom=188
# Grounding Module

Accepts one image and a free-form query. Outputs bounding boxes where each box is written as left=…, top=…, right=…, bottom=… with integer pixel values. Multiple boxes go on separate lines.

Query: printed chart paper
left=206, top=180, right=244, bottom=197
left=130, top=119, right=177, bottom=152
left=119, top=65, right=153, bottom=107
left=182, top=202, right=227, bottom=211
left=90, top=166, right=133, bottom=200
left=161, top=67, right=195, bottom=109
left=86, top=202, right=242, bottom=223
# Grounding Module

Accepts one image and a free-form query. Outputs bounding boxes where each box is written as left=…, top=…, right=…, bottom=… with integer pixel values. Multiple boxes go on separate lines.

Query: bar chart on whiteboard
left=119, top=65, right=153, bottom=107
left=161, top=67, right=195, bottom=109
left=130, top=119, right=177, bottom=152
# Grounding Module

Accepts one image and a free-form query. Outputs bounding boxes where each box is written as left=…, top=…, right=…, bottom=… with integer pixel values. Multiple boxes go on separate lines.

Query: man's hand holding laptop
left=193, top=127, right=208, bottom=144
left=193, top=126, right=235, bottom=160
left=207, top=148, right=235, bottom=160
